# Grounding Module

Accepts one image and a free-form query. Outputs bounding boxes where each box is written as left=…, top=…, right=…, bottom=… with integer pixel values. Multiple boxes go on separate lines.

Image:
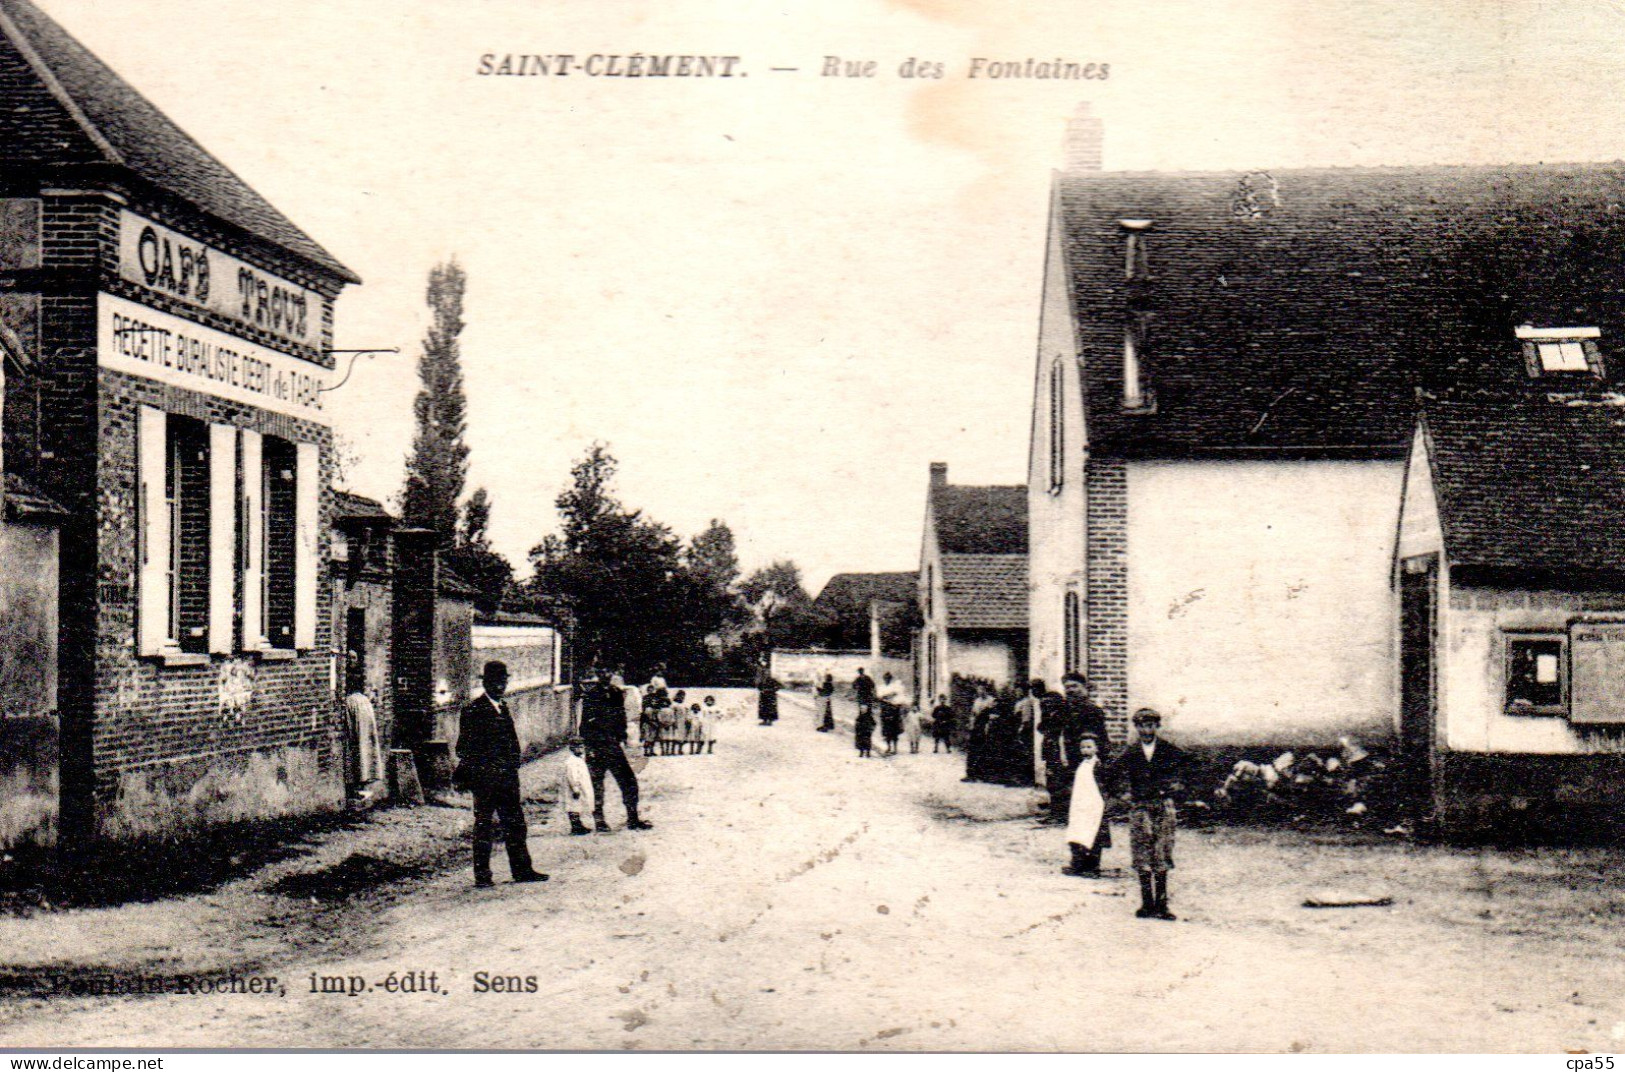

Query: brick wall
left=92, top=368, right=341, bottom=839
left=1085, top=456, right=1129, bottom=742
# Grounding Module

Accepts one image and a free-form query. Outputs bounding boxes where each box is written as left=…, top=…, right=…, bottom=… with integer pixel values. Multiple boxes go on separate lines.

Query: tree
left=686, top=519, right=743, bottom=624
left=400, top=259, right=470, bottom=548
left=528, top=445, right=708, bottom=680
left=443, top=485, right=515, bottom=616
left=740, top=560, right=826, bottom=655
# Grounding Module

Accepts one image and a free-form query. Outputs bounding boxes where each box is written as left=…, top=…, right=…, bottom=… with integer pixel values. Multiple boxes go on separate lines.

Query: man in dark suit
left=1105, top=707, right=1185, bottom=921
left=578, top=668, right=652, bottom=833
left=456, top=661, right=547, bottom=888
left=1040, top=672, right=1109, bottom=824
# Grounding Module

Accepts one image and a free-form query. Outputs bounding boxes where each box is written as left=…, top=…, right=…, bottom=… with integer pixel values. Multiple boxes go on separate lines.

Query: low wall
left=1434, top=751, right=1625, bottom=842
left=770, top=650, right=912, bottom=692
left=438, top=684, right=575, bottom=763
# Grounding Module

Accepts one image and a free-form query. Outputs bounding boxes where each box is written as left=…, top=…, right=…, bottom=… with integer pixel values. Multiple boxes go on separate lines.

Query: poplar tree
left=400, top=259, right=470, bottom=547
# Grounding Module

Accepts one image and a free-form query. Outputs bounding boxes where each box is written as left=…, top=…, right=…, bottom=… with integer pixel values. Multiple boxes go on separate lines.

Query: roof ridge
left=0, top=0, right=119, bottom=164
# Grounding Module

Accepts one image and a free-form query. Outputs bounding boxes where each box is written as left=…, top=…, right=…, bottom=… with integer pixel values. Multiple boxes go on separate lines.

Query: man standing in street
left=578, top=668, right=653, bottom=833
left=456, top=661, right=547, bottom=888
left=1040, top=672, right=1109, bottom=824
left=1106, top=707, right=1186, bottom=921
left=852, top=667, right=876, bottom=732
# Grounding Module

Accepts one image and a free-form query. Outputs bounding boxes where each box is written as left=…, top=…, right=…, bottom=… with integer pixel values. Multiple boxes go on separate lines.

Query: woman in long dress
left=757, top=666, right=780, bottom=725
left=1062, top=735, right=1112, bottom=876
left=815, top=674, right=835, bottom=731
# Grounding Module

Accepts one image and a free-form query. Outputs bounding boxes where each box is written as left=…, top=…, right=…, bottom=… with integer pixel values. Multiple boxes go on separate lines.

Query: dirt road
left=2, top=698, right=1623, bottom=1051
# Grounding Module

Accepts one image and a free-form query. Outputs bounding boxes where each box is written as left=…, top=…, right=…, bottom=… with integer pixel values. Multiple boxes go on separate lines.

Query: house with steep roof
left=1397, top=384, right=1625, bottom=835
left=1029, top=160, right=1625, bottom=764
left=0, top=0, right=358, bottom=850
left=917, top=463, right=1028, bottom=704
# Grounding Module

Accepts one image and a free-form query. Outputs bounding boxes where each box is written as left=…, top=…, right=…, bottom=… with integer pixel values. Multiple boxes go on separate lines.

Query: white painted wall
left=1026, top=202, right=1087, bottom=688
left=946, top=634, right=1021, bottom=692
left=770, top=649, right=911, bottom=692
left=1441, top=586, right=1625, bottom=755
left=1126, top=459, right=1403, bottom=746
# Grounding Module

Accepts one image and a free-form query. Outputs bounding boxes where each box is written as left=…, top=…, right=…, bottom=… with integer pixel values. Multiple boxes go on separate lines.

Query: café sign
left=98, top=294, right=328, bottom=423
left=117, top=210, right=322, bottom=350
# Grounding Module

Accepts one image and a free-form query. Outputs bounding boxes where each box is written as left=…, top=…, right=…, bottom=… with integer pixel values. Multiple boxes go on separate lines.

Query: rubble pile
left=1207, top=737, right=1403, bottom=828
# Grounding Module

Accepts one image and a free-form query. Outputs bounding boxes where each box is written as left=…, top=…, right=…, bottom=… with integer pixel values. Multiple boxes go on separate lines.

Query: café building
left=0, top=0, right=360, bottom=852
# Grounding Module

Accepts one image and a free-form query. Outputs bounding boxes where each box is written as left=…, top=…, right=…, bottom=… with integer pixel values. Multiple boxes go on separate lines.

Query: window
left=1516, top=325, right=1606, bottom=379
left=924, top=564, right=934, bottom=619
left=1505, top=632, right=1567, bottom=714
left=1119, top=218, right=1152, bottom=280
left=137, top=406, right=318, bottom=658
left=1048, top=359, right=1065, bottom=492
left=1063, top=590, right=1081, bottom=674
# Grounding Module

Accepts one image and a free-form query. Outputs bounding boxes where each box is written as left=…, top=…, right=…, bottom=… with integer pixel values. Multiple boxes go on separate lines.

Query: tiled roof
left=333, top=489, right=394, bottom=526
left=942, top=553, right=1027, bottom=630
left=1422, top=393, right=1625, bottom=577
left=814, top=571, right=917, bottom=616
left=5, top=471, right=67, bottom=521
left=1058, top=164, right=1625, bottom=458
left=0, top=0, right=359, bottom=284
left=931, top=485, right=1027, bottom=555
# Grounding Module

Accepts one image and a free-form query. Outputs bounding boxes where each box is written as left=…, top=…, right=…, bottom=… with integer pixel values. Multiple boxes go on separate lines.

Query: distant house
left=917, top=463, right=1028, bottom=704
left=1029, top=160, right=1625, bottom=768
left=1398, top=389, right=1625, bottom=835
left=770, top=571, right=916, bottom=690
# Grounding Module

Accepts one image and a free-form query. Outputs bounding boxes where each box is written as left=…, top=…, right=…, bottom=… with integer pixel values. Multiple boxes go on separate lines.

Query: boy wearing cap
left=1106, top=707, right=1186, bottom=921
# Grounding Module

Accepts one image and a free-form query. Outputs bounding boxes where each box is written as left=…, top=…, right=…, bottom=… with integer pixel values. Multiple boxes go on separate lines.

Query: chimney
left=929, top=461, right=948, bottom=488
left=1062, top=102, right=1104, bottom=171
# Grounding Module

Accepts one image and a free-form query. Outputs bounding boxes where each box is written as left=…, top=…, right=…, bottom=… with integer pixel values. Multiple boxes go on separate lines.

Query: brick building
left=1027, top=157, right=1625, bottom=789
left=0, top=0, right=360, bottom=850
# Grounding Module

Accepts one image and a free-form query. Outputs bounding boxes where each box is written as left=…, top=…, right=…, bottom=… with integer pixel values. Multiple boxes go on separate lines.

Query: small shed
left=1396, top=386, right=1625, bottom=837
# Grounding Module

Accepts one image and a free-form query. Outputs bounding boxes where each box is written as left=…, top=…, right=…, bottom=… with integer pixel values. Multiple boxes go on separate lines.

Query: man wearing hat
left=1106, top=707, right=1186, bottom=920
left=1040, top=672, right=1110, bottom=824
left=456, top=661, right=548, bottom=888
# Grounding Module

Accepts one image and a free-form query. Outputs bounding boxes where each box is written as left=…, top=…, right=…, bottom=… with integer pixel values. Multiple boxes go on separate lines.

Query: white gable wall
left=1126, top=458, right=1403, bottom=746
left=1027, top=196, right=1088, bottom=688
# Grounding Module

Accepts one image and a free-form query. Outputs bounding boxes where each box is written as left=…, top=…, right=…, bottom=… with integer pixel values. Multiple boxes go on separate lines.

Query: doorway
left=1399, top=556, right=1439, bottom=814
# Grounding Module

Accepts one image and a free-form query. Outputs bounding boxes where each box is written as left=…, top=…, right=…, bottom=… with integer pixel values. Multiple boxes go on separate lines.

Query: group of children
left=639, top=686, right=721, bottom=757
left=854, top=694, right=956, bottom=758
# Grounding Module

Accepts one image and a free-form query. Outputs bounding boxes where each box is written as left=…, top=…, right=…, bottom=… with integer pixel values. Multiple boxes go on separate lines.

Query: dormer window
left=1516, top=325, right=1605, bottom=379
left=1119, top=219, right=1153, bottom=280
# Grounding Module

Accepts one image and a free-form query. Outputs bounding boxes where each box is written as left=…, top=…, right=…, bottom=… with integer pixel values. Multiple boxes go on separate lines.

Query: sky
left=34, top=0, right=1625, bottom=591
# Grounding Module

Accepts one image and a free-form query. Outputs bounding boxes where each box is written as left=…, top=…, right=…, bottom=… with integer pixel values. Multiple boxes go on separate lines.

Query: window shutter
left=207, top=424, right=237, bottom=654
left=293, top=440, right=320, bottom=650
left=240, top=430, right=264, bottom=649
left=136, top=405, right=170, bottom=655
left=1570, top=621, right=1625, bottom=724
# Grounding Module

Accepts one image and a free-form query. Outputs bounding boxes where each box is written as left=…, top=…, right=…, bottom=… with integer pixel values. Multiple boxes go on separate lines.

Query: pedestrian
left=878, top=672, right=905, bottom=755
left=854, top=703, right=876, bottom=758
left=815, top=673, right=836, bottom=732
left=1062, top=735, right=1111, bottom=876
left=688, top=702, right=705, bottom=755
left=640, top=689, right=661, bottom=758
left=1040, top=672, right=1106, bottom=825
left=852, top=667, right=876, bottom=731
left=558, top=736, right=595, bottom=836
left=454, top=661, right=548, bottom=888
left=702, top=694, right=720, bottom=754
left=1106, top=708, right=1185, bottom=921
left=661, top=689, right=684, bottom=756
left=344, top=684, right=384, bottom=798
left=757, top=663, right=780, bottom=725
left=903, top=703, right=923, bottom=754
left=578, top=668, right=653, bottom=832
left=930, top=693, right=955, bottom=754
left=1007, top=680, right=1050, bottom=787
left=963, top=684, right=996, bottom=782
